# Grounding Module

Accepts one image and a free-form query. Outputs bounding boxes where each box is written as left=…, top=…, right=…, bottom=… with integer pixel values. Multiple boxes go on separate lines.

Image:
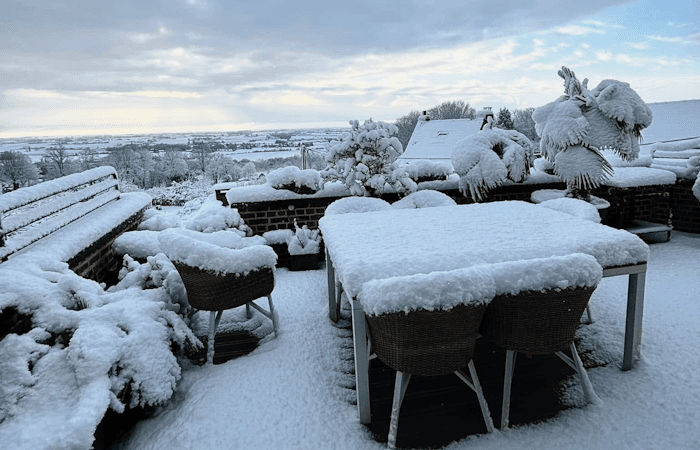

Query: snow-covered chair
left=391, top=189, right=457, bottom=209
left=479, top=254, right=603, bottom=429
left=158, top=230, right=278, bottom=364
left=324, top=196, right=392, bottom=216
left=360, top=266, right=497, bottom=448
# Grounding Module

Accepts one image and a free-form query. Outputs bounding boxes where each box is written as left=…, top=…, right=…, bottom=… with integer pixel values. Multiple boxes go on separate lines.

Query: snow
left=6, top=192, right=152, bottom=263
left=265, top=166, right=321, bottom=191
left=359, top=253, right=602, bottom=316
left=391, top=189, right=457, bottom=209
left=108, top=230, right=700, bottom=450
left=602, top=167, right=677, bottom=188
left=536, top=197, right=602, bottom=223
left=183, top=195, right=250, bottom=235
left=650, top=138, right=700, bottom=180
left=223, top=180, right=351, bottom=204
left=320, top=201, right=649, bottom=300
left=157, top=230, right=276, bottom=275
left=263, top=229, right=294, bottom=245
left=287, top=222, right=321, bottom=256
left=138, top=212, right=181, bottom=231
left=324, top=196, right=392, bottom=216
left=694, top=175, right=700, bottom=200
left=404, top=159, right=454, bottom=179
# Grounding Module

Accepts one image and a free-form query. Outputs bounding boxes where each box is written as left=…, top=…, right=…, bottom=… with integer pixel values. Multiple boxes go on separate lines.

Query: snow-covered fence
left=0, top=167, right=152, bottom=281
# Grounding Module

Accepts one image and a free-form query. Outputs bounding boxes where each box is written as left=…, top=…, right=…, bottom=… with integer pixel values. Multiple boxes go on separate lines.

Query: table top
left=319, top=200, right=649, bottom=299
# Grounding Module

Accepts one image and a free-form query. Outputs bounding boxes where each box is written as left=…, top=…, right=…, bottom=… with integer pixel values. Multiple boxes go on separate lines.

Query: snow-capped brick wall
left=67, top=208, right=147, bottom=284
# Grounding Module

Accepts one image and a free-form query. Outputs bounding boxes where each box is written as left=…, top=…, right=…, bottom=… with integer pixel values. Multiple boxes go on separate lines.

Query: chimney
left=422, top=110, right=430, bottom=121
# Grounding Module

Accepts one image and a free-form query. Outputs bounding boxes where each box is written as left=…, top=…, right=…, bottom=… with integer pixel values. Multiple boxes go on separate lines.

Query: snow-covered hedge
left=146, top=179, right=214, bottom=206
left=405, top=160, right=453, bottom=181
left=0, top=253, right=200, bottom=450
left=266, top=166, right=321, bottom=194
left=321, top=119, right=416, bottom=197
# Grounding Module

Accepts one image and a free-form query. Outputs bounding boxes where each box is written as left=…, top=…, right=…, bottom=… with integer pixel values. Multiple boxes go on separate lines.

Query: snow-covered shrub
left=287, top=219, right=321, bottom=255
left=146, top=179, right=213, bottom=206
left=391, top=190, right=457, bottom=209
left=533, top=66, right=653, bottom=200
left=452, top=128, right=534, bottom=201
left=321, top=119, right=417, bottom=197
left=183, top=195, right=251, bottom=235
left=266, top=166, right=321, bottom=194
left=693, top=173, right=700, bottom=201
left=0, top=254, right=200, bottom=449
left=405, top=160, right=453, bottom=182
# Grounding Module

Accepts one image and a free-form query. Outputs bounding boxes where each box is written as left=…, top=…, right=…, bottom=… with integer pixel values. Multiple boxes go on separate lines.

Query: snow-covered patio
left=118, top=231, right=700, bottom=450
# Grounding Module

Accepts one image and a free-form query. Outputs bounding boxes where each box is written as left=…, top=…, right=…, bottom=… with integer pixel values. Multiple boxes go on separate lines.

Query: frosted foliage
left=287, top=220, right=321, bottom=255
left=183, top=196, right=251, bottom=235
left=554, top=145, right=614, bottom=191
left=538, top=198, right=601, bottom=223
left=0, top=254, right=200, bottom=449
left=391, top=189, right=456, bottom=209
left=360, top=265, right=496, bottom=316
left=452, top=128, right=534, bottom=201
left=157, top=230, right=276, bottom=275
left=694, top=175, right=700, bottom=201
left=533, top=67, right=653, bottom=193
left=321, top=119, right=416, bottom=196
left=266, top=166, right=321, bottom=191
left=324, top=196, right=392, bottom=215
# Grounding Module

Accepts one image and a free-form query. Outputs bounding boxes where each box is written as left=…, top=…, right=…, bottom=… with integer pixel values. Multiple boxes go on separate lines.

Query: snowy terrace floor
left=116, top=232, right=700, bottom=450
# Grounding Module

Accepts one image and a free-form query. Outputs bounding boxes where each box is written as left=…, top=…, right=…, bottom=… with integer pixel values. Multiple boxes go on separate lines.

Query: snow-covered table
left=319, top=200, right=650, bottom=424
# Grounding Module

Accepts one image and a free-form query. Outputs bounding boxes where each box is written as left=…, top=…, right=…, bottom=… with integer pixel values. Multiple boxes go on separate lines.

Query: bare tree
left=45, top=145, right=73, bottom=178
left=191, top=142, right=213, bottom=174
left=394, top=110, right=422, bottom=151
left=77, top=148, right=98, bottom=171
left=513, top=108, right=538, bottom=143
left=0, top=151, right=39, bottom=190
left=428, top=100, right=476, bottom=120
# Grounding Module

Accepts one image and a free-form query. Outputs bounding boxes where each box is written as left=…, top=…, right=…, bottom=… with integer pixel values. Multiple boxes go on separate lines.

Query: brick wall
left=592, top=185, right=674, bottom=229
left=670, top=181, right=700, bottom=234
left=67, top=208, right=148, bottom=284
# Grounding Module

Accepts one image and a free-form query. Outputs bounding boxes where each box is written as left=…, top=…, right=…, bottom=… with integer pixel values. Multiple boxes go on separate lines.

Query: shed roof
left=642, top=99, right=700, bottom=145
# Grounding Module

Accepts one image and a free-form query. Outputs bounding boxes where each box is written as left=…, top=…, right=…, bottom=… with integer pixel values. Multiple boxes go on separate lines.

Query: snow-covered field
left=117, top=230, right=700, bottom=450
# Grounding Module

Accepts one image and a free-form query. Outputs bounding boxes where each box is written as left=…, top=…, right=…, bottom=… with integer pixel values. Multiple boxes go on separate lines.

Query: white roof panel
left=398, top=119, right=483, bottom=161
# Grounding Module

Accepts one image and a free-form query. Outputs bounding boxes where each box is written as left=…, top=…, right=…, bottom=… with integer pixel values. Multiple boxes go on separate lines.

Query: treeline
left=0, top=142, right=327, bottom=192
left=394, top=101, right=538, bottom=149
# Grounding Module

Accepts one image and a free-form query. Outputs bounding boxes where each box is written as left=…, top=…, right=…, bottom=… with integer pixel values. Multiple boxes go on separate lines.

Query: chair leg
left=207, top=310, right=223, bottom=365
left=388, top=371, right=411, bottom=449
left=246, top=303, right=252, bottom=320
left=267, top=295, right=278, bottom=334
left=582, top=305, right=594, bottom=324
left=454, top=362, right=495, bottom=433
left=501, top=349, right=517, bottom=429
left=570, top=342, right=602, bottom=405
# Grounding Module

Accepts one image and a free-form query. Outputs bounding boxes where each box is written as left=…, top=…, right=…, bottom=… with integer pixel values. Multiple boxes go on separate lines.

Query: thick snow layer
left=0, top=166, right=116, bottom=212
left=183, top=196, right=247, bottom=233
left=263, top=229, right=294, bottom=245
left=602, top=167, right=677, bottom=188
left=6, top=192, right=152, bottom=263
left=157, top=230, right=276, bottom=275
left=360, top=253, right=601, bottom=316
left=324, top=196, right=392, bottom=216
left=320, top=201, right=648, bottom=300
left=650, top=138, right=700, bottom=180
left=360, top=265, right=496, bottom=316
left=113, top=232, right=700, bottom=450
left=138, top=212, right=181, bottom=231
left=537, top=198, right=602, bottom=223
left=223, top=180, right=351, bottom=204
left=405, top=160, right=454, bottom=179
left=391, top=190, right=457, bottom=209
left=265, top=166, right=321, bottom=191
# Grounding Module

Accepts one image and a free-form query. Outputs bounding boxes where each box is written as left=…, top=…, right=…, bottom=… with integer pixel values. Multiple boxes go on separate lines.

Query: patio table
left=319, top=200, right=649, bottom=425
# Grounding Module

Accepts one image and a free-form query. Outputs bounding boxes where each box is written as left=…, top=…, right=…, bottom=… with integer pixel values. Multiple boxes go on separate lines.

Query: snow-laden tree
left=0, top=151, right=39, bottom=190
left=452, top=127, right=534, bottom=202
left=533, top=66, right=653, bottom=200
left=496, top=107, right=514, bottom=130
left=321, top=119, right=416, bottom=197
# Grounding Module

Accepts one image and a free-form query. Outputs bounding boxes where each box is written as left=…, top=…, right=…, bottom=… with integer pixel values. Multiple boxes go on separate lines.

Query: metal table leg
left=623, top=271, right=646, bottom=370
left=351, top=298, right=371, bottom=424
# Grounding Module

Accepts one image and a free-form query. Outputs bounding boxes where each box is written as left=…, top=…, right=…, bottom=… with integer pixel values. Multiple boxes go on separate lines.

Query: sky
left=1, top=0, right=699, bottom=138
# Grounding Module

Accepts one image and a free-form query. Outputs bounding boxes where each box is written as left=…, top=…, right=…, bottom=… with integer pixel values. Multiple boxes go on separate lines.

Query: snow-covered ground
left=119, top=231, right=700, bottom=450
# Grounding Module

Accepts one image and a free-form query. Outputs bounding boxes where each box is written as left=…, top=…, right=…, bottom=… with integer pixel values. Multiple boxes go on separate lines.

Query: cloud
left=553, top=25, right=605, bottom=36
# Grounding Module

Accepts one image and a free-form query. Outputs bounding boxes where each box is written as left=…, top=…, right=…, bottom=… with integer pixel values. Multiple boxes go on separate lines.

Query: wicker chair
left=158, top=231, right=278, bottom=364
left=480, top=286, right=601, bottom=428
left=361, top=268, right=497, bottom=449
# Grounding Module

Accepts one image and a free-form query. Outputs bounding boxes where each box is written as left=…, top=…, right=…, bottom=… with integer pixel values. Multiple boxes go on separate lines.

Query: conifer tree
left=496, top=107, right=514, bottom=130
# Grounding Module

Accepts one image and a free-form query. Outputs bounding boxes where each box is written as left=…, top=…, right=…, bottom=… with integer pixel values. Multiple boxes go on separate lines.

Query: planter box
left=289, top=253, right=320, bottom=271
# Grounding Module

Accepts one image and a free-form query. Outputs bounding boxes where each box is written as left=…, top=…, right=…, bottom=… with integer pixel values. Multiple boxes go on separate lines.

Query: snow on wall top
left=320, top=200, right=648, bottom=299
left=398, top=118, right=483, bottom=162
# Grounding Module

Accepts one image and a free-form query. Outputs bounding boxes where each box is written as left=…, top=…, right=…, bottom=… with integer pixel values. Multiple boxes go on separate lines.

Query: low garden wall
left=220, top=180, right=700, bottom=237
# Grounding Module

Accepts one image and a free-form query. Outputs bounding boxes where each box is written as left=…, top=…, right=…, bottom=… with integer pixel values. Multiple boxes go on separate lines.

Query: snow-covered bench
left=0, top=167, right=152, bottom=275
